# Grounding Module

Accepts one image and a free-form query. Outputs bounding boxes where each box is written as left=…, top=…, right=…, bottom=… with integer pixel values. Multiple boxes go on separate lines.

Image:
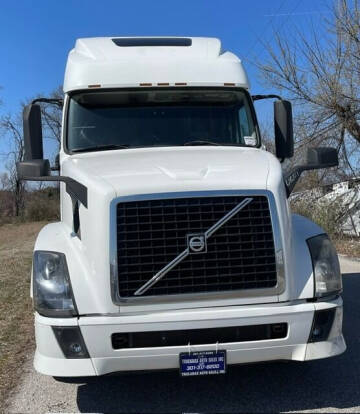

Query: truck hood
left=59, top=146, right=290, bottom=314
left=62, top=146, right=271, bottom=196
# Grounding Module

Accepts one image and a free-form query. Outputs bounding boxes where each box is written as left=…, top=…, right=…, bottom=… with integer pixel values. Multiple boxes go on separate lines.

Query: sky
left=0, top=0, right=332, bottom=168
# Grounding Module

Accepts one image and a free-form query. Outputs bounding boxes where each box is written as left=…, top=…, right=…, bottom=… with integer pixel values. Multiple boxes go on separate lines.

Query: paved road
left=7, top=256, right=360, bottom=413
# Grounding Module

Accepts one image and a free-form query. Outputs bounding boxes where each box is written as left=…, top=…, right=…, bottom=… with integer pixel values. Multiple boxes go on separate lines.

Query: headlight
left=33, top=251, right=77, bottom=317
left=307, top=234, right=342, bottom=297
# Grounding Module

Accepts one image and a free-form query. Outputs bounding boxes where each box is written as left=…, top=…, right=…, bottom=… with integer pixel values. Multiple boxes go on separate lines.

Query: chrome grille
left=116, top=194, right=277, bottom=298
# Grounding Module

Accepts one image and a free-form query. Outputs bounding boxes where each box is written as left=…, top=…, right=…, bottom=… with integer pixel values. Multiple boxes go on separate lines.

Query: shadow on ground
left=75, top=273, right=360, bottom=413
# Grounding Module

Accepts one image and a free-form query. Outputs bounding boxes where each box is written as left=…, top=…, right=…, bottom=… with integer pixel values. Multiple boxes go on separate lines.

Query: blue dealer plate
left=179, top=350, right=226, bottom=376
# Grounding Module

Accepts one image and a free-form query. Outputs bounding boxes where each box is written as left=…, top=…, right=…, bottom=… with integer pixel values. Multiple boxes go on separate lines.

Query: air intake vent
left=112, top=38, right=192, bottom=47
left=112, top=323, right=288, bottom=349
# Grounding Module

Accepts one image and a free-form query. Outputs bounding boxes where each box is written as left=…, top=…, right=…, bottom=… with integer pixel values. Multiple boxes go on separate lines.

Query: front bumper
left=34, top=297, right=346, bottom=377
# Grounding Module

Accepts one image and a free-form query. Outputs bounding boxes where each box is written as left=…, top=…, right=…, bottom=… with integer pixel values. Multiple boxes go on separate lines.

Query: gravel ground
left=7, top=257, right=360, bottom=413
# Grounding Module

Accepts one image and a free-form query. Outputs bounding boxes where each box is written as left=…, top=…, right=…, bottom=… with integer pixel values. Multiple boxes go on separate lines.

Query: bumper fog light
left=52, top=326, right=90, bottom=359
left=309, top=308, right=336, bottom=343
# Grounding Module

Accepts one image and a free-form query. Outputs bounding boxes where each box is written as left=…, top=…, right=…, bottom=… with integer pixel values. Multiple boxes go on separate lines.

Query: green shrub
left=290, top=196, right=344, bottom=237
left=25, top=197, right=59, bottom=222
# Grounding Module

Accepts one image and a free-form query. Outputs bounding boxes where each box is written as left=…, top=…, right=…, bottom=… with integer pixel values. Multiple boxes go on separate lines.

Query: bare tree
left=257, top=0, right=360, bottom=179
left=38, top=86, right=63, bottom=147
left=0, top=114, right=26, bottom=216
left=0, top=87, right=63, bottom=217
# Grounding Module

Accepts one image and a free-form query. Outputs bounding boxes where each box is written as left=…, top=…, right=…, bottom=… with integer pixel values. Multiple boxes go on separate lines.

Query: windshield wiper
left=71, top=144, right=129, bottom=153
left=183, top=140, right=220, bottom=146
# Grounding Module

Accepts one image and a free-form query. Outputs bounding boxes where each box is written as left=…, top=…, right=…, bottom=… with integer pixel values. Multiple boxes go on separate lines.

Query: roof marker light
left=224, top=83, right=236, bottom=86
left=157, top=83, right=170, bottom=86
left=88, top=84, right=101, bottom=88
left=175, top=82, right=187, bottom=86
left=140, top=83, right=152, bottom=86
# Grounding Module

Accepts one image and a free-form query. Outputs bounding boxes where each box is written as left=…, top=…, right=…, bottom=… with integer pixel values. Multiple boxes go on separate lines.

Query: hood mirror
left=284, top=147, right=338, bottom=196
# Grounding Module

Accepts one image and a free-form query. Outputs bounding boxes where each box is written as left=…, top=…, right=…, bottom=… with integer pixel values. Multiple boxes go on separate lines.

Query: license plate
left=179, top=350, right=226, bottom=377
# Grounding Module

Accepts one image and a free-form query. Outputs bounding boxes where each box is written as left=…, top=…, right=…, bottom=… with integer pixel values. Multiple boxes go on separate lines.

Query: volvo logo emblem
left=187, top=234, right=207, bottom=254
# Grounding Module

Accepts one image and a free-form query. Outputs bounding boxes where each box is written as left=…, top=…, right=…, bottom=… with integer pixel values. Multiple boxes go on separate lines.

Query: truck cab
left=18, top=37, right=345, bottom=377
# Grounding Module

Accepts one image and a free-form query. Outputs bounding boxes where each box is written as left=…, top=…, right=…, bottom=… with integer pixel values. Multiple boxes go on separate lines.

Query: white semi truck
left=18, top=37, right=345, bottom=378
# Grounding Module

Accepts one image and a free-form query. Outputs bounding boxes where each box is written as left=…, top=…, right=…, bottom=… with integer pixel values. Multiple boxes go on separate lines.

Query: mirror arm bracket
left=252, top=94, right=283, bottom=101
left=284, top=164, right=334, bottom=197
left=21, top=176, right=88, bottom=208
left=31, top=98, right=64, bottom=108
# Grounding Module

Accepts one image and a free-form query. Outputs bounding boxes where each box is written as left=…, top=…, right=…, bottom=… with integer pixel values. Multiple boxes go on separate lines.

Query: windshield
left=67, top=89, right=259, bottom=152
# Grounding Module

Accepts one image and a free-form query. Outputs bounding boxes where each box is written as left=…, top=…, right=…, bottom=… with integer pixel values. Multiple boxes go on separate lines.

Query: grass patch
left=334, top=237, right=360, bottom=258
left=0, top=221, right=48, bottom=411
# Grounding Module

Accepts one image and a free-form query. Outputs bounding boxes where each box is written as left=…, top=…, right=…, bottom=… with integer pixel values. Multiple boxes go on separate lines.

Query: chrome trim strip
left=134, top=248, right=189, bottom=296
left=109, top=190, right=285, bottom=305
left=205, top=197, right=253, bottom=238
left=134, top=197, right=253, bottom=296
